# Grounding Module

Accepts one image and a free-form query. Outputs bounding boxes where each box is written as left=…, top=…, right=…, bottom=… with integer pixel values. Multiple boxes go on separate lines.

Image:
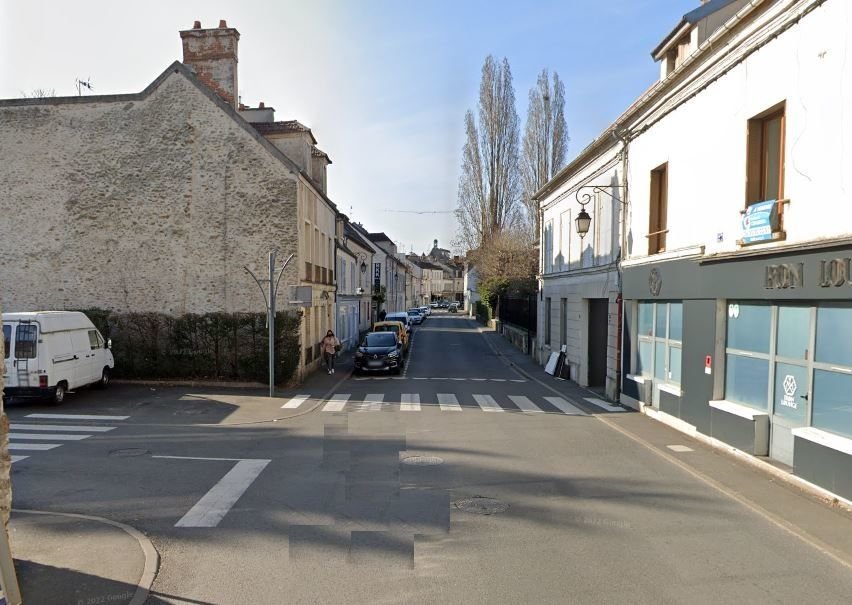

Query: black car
left=354, top=332, right=404, bottom=375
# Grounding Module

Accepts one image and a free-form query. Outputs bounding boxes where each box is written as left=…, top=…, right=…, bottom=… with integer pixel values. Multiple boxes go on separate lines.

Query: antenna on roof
left=75, top=77, right=94, bottom=96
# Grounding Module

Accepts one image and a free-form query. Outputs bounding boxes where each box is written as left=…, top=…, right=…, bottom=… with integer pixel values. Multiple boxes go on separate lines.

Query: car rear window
left=375, top=325, right=399, bottom=334
left=3, top=325, right=10, bottom=359
left=15, top=324, right=37, bottom=359
left=364, top=333, right=396, bottom=347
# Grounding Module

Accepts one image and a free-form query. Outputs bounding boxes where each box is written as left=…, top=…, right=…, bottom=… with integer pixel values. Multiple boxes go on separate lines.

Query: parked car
left=430, top=302, right=440, bottom=309
left=419, top=305, right=431, bottom=317
left=371, top=320, right=409, bottom=353
left=449, top=302, right=459, bottom=313
left=354, top=331, right=404, bottom=375
left=385, top=312, right=414, bottom=333
left=3, top=311, right=114, bottom=404
left=407, top=308, right=425, bottom=325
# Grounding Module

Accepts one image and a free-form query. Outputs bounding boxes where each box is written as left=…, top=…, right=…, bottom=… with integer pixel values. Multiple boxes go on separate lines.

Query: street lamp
left=573, top=185, right=627, bottom=239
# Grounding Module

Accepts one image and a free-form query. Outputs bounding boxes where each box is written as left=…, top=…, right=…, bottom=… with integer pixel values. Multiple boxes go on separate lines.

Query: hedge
left=76, top=308, right=301, bottom=384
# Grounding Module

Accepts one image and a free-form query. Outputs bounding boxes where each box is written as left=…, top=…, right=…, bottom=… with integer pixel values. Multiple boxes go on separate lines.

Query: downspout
left=613, top=127, right=631, bottom=402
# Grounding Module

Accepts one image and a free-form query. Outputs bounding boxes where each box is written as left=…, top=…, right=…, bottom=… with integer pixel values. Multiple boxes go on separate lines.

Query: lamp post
left=573, top=185, right=627, bottom=239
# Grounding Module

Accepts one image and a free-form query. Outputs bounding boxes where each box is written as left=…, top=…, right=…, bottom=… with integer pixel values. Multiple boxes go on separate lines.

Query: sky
left=0, top=0, right=695, bottom=254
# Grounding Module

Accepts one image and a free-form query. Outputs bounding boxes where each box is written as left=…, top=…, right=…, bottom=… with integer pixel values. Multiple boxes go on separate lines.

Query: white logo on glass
left=781, top=374, right=798, bottom=409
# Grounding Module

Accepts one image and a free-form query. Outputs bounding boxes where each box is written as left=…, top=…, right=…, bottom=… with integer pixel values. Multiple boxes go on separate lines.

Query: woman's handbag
left=334, top=344, right=341, bottom=353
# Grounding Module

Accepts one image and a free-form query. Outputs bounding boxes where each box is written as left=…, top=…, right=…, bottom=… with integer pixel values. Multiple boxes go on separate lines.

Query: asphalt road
left=7, top=312, right=852, bottom=604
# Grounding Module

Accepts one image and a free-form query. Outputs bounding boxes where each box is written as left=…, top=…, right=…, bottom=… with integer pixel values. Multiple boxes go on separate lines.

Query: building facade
left=613, top=0, right=852, bottom=499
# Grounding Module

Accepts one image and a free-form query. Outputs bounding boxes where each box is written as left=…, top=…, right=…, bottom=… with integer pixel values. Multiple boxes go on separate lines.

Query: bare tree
left=455, top=56, right=521, bottom=252
left=20, top=88, right=56, bottom=98
left=521, top=70, right=568, bottom=238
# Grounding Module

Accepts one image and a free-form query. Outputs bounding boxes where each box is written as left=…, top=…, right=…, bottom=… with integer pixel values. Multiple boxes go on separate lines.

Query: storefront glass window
left=726, top=303, right=770, bottom=353
left=638, top=341, right=653, bottom=376
left=669, top=347, right=682, bottom=384
left=669, top=303, right=683, bottom=341
left=815, top=306, right=852, bottom=367
left=773, top=362, right=809, bottom=423
left=812, top=370, right=852, bottom=439
left=655, top=305, right=667, bottom=338
left=639, top=303, right=653, bottom=337
left=725, top=355, right=769, bottom=410
left=654, top=342, right=666, bottom=381
left=636, top=301, right=682, bottom=386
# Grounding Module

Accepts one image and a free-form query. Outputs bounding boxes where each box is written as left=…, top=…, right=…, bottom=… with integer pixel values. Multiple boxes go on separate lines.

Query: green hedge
left=76, top=309, right=301, bottom=384
left=474, top=300, right=492, bottom=325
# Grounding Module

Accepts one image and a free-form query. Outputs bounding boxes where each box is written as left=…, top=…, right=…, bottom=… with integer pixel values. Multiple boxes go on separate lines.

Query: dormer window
left=665, top=33, right=692, bottom=76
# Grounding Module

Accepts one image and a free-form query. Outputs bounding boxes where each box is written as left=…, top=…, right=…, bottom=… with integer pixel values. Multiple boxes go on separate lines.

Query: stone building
left=0, top=20, right=338, bottom=379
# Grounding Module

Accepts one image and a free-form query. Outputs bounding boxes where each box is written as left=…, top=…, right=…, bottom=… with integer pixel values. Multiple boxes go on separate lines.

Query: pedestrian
left=379, top=309, right=387, bottom=322
left=321, top=330, right=340, bottom=375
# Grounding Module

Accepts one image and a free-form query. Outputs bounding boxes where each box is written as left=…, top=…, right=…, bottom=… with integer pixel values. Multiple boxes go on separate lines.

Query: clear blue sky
left=1, top=0, right=695, bottom=253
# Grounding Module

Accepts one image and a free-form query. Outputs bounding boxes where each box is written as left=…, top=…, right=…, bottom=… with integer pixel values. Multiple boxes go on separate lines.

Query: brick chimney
left=180, top=20, right=240, bottom=108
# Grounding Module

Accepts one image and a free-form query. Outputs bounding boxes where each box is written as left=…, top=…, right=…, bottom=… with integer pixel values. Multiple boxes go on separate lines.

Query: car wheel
left=52, top=382, right=67, bottom=405
left=97, top=367, right=111, bottom=389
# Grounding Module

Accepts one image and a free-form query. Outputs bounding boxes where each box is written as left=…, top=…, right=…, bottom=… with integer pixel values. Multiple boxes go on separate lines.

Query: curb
left=12, top=508, right=159, bottom=605
left=113, top=379, right=268, bottom=389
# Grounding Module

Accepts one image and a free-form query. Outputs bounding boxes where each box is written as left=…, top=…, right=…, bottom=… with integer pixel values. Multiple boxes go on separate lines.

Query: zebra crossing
left=281, top=393, right=590, bottom=415
left=9, top=413, right=129, bottom=464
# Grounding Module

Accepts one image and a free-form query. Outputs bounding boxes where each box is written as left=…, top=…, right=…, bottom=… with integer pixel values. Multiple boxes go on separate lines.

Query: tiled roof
left=252, top=120, right=317, bottom=144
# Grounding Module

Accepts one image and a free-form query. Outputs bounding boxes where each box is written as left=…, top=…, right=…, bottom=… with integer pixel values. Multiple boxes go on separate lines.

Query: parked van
left=3, top=311, right=114, bottom=404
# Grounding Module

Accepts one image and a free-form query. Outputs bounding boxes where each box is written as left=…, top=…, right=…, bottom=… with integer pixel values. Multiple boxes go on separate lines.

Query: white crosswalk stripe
left=508, top=396, right=544, bottom=413
left=358, top=394, right=384, bottom=412
left=401, top=393, right=420, bottom=411
left=10, top=433, right=91, bottom=441
left=11, top=423, right=115, bottom=432
left=437, top=393, right=463, bottom=411
left=583, top=397, right=626, bottom=412
left=322, top=394, right=350, bottom=412
left=544, top=397, right=587, bottom=415
left=9, top=417, right=129, bottom=464
left=473, top=394, right=503, bottom=412
left=282, top=395, right=310, bottom=409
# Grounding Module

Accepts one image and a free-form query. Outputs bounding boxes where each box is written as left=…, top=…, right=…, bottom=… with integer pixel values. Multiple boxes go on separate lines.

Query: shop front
left=621, top=240, right=852, bottom=501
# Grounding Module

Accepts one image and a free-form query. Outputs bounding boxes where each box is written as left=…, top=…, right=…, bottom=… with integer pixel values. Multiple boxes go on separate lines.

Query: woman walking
left=321, top=330, right=341, bottom=375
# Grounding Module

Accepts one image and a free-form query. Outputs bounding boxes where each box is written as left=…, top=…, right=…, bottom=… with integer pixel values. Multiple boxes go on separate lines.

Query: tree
left=455, top=56, right=521, bottom=252
left=521, top=70, right=568, bottom=239
left=20, top=88, right=55, bottom=98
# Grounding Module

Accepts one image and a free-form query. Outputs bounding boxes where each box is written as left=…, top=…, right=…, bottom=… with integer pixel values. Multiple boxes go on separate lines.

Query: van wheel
left=52, top=382, right=67, bottom=405
left=97, top=368, right=111, bottom=389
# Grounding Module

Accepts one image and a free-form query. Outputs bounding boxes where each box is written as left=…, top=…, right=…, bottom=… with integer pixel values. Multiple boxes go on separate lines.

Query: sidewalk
left=9, top=509, right=156, bottom=605
left=478, top=322, right=852, bottom=568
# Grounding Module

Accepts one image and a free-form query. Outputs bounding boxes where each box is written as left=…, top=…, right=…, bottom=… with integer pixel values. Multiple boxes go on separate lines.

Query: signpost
left=244, top=251, right=294, bottom=398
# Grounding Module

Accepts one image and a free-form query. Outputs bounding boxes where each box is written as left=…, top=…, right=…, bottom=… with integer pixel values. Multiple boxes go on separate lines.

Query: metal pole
left=268, top=250, right=276, bottom=398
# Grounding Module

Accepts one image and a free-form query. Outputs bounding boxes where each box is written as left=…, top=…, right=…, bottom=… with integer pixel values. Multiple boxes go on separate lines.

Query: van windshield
left=3, top=325, right=10, bottom=359
left=15, top=324, right=37, bottom=359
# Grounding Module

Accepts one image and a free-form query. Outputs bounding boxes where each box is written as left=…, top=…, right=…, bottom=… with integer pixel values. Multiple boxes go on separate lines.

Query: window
left=813, top=305, right=852, bottom=439
left=544, top=220, right=554, bottom=273
left=545, top=298, right=552, bottom=345
left=648, top=163, right=668, bottom=255
left=3, top=325, right=10, bottom=359
left=725, top=303, right=771, bottom=410
left=747, top=104, right=785, bottom=205
left=560, top=298, right=567, bottom=348
left=88, top=330, right=101, bottom=350
left=14, top=324, right=37, bottom=359
left=636, top=302, right=682, bottom=385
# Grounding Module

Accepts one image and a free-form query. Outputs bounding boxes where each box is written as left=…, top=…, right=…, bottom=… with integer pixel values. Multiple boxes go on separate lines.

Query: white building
left=544, top=0, right=852, bottom=502
left=463, top=261, right=481, bottom=315
left=335, top=216, right=375, bottom=350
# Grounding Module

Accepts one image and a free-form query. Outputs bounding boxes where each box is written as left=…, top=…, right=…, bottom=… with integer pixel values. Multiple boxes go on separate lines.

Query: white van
left=3, top=311, right=114, bottom=405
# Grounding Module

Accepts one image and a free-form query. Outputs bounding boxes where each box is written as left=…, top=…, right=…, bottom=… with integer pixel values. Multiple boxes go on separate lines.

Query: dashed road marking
left=473, top=394, right=503, bottom=413
left=437, top=393, right=463, bottom=412
left=401, top=393, right=421, bottom=412
left=282, top=395, right=310, bottom=409
left=508, top=396, right=544, bottom=413
left=322, top=394, right=350, bottom=412
left=544, top=397, right=587, bottom=416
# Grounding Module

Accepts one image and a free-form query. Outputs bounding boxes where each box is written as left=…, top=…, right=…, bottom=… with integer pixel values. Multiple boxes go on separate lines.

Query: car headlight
left=388, top=350, right=399, bottom=359
left=355, top=350, right=364, bottom=358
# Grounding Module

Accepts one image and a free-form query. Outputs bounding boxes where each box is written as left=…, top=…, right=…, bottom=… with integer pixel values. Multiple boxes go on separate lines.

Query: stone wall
left=0, top=69, right=300, bottom=315
left=0, top=293, right=8, bottom=528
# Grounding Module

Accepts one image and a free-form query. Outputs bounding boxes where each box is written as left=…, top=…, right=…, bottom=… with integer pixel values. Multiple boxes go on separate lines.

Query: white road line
left=437, top=393, right=463, bottom=412
left=359, top=393, right=384, bottom=412
left=413, top=377, right=428, bottom=381
left=401, top=393, right=420, bottom=412
left=174, top=459, right=270, bottom=528
left=9, top=443, right=63, bottom=451
left=544, top=397, right=587, bottom=415
left=583, top=397, right=626, bottom=412
left=492, top=379, right=506, bottom=382
left=153, top=455, right=246, bottom=462
left=11, top=423, right=115, bottom=432
left=508, top=396, right=544, bottom=413
left=282, top=395, right=310, bottom=409
left=26, top=413, right=129, bottom=421
left=473, top=394, right=503, bottom=412
left=667, top=445, right=694, bottom=453
left=510, top=379, right=526, bottom=383
left=322, top=394, right=350, bottom=412
left=471, top=378, right=487, bottom=382
left=11, top=456, right=29, bottom=464
left=10, top=433, right=91, bottom=441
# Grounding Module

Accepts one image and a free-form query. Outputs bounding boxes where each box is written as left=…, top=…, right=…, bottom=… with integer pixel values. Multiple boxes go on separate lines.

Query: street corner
left=9, top=509, right=157, bottom=605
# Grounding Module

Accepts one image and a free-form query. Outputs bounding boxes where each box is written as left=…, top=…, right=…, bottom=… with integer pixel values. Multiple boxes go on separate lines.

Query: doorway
left=588, top=299, right=609, bottom=388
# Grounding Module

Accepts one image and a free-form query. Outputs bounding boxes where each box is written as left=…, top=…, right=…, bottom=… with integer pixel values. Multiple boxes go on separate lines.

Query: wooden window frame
left=746, top=102, right=786, bottom=207
left=648, top=162, right=668, bottom=255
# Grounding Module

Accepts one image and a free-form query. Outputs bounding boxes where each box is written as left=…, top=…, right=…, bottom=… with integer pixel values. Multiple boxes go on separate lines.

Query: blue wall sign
left=741, top=200, right=779, bottom=244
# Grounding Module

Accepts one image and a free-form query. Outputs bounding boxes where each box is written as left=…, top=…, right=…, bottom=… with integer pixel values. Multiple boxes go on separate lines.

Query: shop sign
left=818, top=258, right=852, bottom=288
left=764, top=262, right=803, bottom=290
left=741, top=200, right=779, bottom=244
left=781, top=375, right=798, bottom=410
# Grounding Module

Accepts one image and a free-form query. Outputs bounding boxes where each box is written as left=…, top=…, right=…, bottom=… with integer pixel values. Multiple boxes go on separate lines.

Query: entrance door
left=770, top=306, right=812, bottom=465
left=588, top=299, right=608, bottom=388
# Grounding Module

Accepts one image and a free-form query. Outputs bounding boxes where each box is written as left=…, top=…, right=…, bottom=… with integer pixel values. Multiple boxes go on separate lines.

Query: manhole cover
left=401, top=455, right=444, bottom=466
left=453, top=497, right=509, bottom=515
left=109, top=448, right=150, bottom=457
